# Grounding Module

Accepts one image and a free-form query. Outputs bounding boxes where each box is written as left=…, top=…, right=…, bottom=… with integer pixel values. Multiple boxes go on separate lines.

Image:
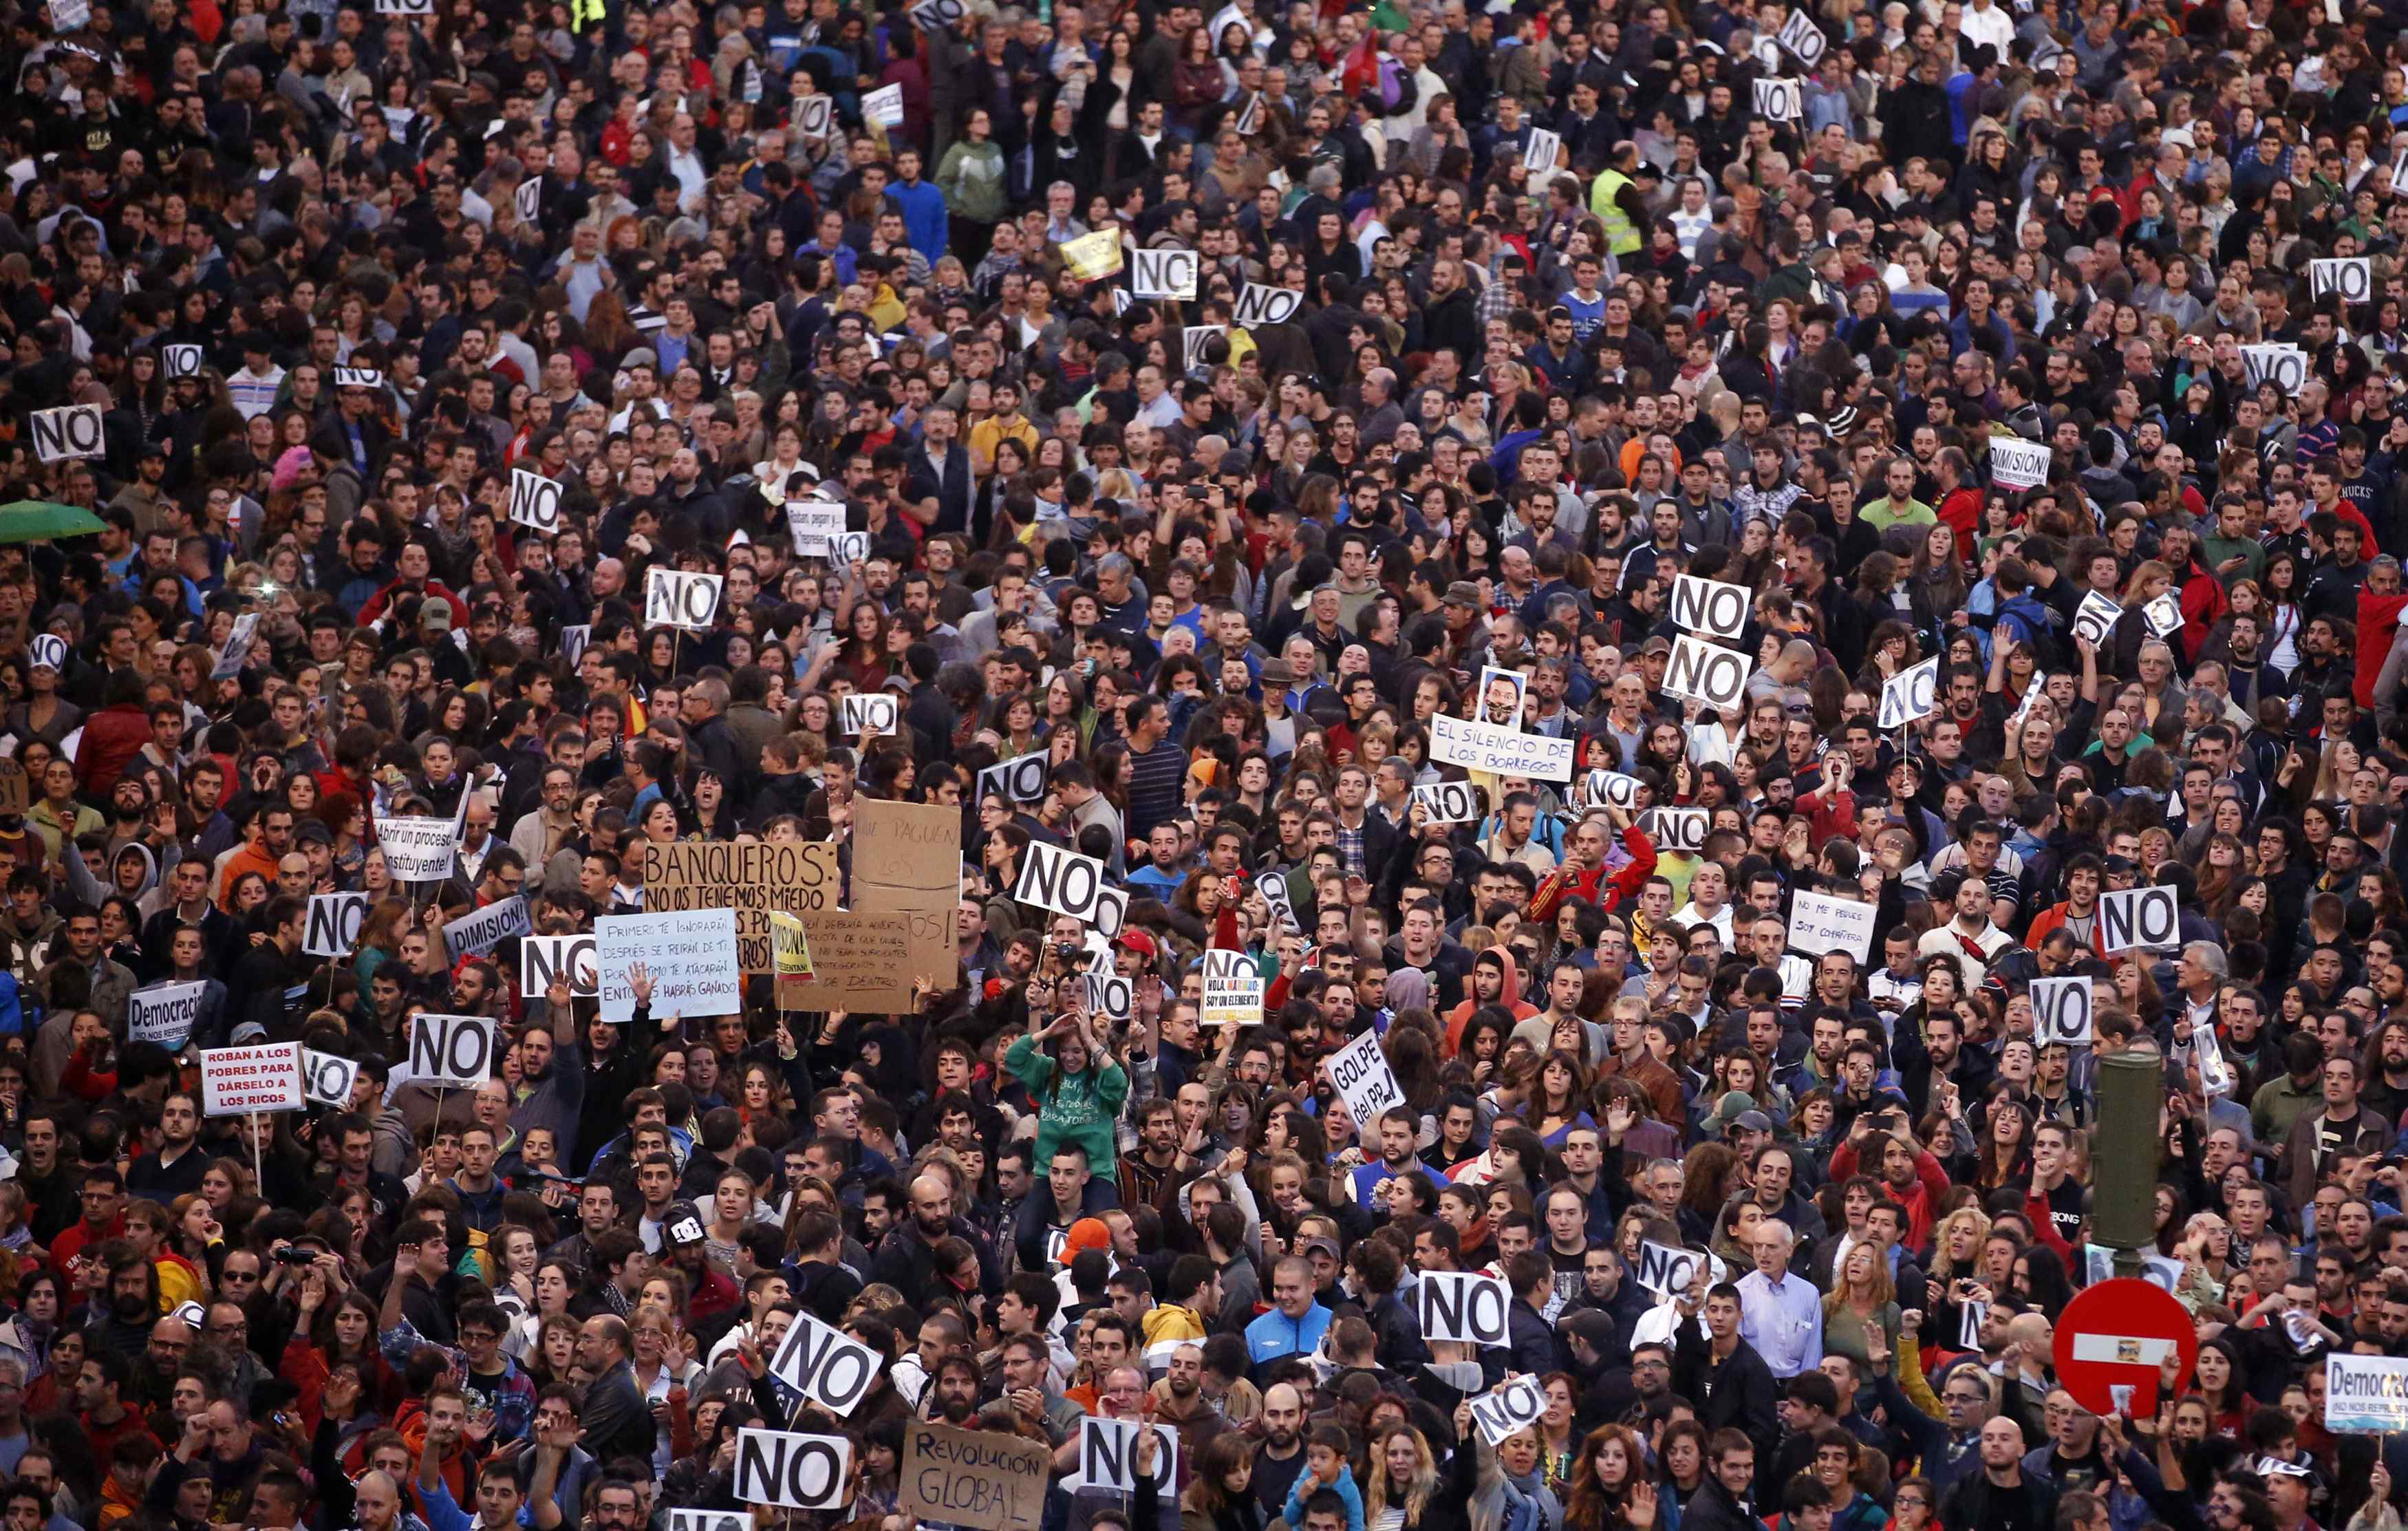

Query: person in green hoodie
left=1003, top=992, right=1130, bottom=1179
left=934, top=107, right=1009, bottom=268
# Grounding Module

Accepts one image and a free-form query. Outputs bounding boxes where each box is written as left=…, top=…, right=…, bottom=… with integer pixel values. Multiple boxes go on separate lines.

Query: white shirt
left=1959, top=0, right=2014, bottom=54
left=1671, top=900, right=1735, bottom=943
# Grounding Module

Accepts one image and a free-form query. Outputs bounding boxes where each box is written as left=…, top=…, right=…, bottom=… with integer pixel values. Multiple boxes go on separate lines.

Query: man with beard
left=1150, top=1342, right=1229, bottom=1462
left=87, top=1249, right=160, bottom=1365
left=870, top=1173, right=1002, bottom=1298
left=928, top=1351, right=985, bottom=1424
left=1250, top=1382, right=1310, bottom=1518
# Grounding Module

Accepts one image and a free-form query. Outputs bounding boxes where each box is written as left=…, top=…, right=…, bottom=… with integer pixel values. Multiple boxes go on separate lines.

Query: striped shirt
left=1125, top=738, right=1187, bottom=844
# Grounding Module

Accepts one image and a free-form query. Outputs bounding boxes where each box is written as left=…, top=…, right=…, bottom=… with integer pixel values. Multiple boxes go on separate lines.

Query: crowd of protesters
left=6, top=3, right=2408, bottom=1531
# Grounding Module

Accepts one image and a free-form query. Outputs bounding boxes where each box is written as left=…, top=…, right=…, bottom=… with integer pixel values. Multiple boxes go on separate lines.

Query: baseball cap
left=665, top=1203, right=708, bottom=1248
left=419, top=597, right=453, bottom=632
left=1115, top=930, right=1159, bottom=959
left=1300, top=1235, right=1341, bottom=1261
left=1729, top=1109, right=1774, bottom=1134
left=1064, top=1217, right=1115, bottom=1259
left=1642, top=635, right=1673, bottom=656
left=1443, top=581, right=1484, bottom=608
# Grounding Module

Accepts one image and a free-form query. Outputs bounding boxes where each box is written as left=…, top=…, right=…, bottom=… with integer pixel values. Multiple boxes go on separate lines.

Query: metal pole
left=2091, top=1039, right=2164, bottom=1279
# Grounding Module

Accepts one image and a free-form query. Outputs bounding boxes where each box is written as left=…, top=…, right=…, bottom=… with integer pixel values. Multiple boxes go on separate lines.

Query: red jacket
left=1829, top=1138, right=1951, bottom=1250
left=2356, top=588, right=2408, bottom=711
left=73, top=703, right=150, bottom=796
left=1529, top=824, right=1658, bottom=921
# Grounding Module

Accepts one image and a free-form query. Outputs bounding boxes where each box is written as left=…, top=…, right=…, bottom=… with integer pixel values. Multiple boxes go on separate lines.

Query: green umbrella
left=0, top=502, right=105, bottom=542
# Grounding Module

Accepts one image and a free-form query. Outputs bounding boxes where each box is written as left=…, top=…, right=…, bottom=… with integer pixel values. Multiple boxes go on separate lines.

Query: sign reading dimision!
left=641, top=839, right=841, bottom=972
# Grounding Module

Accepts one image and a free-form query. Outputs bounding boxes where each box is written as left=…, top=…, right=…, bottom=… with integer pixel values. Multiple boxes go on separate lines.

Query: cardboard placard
left=1426, top=714, right=1576, bottom=780
left=978, top=755, right=1049, bottom=804
left=510, top=469, right=564, bottom=532
left=1990, top=435, right=2052, bottom=490
left=900, top=1421, right=1051, bottom=1531
left=1068, top=1417, right=1179, bottom=1499
left=1324, top=1028, right=1403, bottom=1128
left=0, top=759, right=34, bottom=817
left=376, top=802, right=462, bottom=884
left=2072, top=589, right=2124, bottom=648
left=852, top=798, right=960, bottom=990
left=1059, top=228, right=1124, bottom=281
left=211, top=612, right=259, bottom=680
left=1201, top=972, right=1264, bottom=1026
left=2312, top=258, right=2371, bottom=303
left=641, top=839, right=841, bottom=973
left=302, top=1049, right=358, bottom=1108
left=776, top=910, right=922, bottom=1013
left=31, top=405, right=104, bottom=463
left=1878, top=656, right=1939, bottom=730
left=1411, top=780, right=1481, bottom=824
left=1417, top=1270, right=1512, bottom=1346
left=1670, top=575, right=1751, bottom=639
left=770, top=1308, right=887, bottom=1416
left=2032, top=975, right=2093, bottom=1046
left=2099, top=886, right=2179, bottom=954
left=1130, top=247, right=1200, bottom=301
left=1468, top=1375, right=1547, bottom=1445
left=1664, top=634, right=1753, bottom=711
left=1231, top=284, right=1304, bottom=327
left=1642, top=807, right=1708, bottom=854
left=768, top=910, right=814, bottom=978
left=1011, top=840, right=1128, bottom=936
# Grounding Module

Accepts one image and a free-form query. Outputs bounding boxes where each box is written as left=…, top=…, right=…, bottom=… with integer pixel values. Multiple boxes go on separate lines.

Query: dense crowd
left=4, top=1, right=2408, bottom=1531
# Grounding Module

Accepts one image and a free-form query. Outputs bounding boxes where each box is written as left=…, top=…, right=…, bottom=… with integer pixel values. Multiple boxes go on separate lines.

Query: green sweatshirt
left=1003, top=1033, right=1130, bottom=1179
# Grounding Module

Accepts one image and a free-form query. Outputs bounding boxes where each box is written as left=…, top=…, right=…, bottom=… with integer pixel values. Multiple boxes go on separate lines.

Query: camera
left=271, top=1247, right=319, bottom=1267
left=1054, top=942, right=1083, bottom=967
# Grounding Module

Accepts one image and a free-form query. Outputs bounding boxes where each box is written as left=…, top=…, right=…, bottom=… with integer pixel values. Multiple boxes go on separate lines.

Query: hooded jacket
left=1443, top=945, right=1539, bottom=1055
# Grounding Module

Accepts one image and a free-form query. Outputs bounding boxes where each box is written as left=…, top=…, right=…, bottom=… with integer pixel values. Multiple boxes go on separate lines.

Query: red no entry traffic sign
left=2052, top=1276, right=2198, bottom=1417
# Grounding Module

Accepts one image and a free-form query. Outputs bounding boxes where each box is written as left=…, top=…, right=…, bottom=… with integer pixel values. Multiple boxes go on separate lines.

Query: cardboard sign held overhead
left=850, top=797, right=961, bottom=992
left=900, top=1420, right=1051, bottom=1531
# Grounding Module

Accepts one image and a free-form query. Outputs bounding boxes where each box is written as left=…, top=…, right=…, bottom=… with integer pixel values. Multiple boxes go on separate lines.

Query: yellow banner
left=1060, top=228, right=1124, bottom=282
left=768, top=910, right=814, bottom=978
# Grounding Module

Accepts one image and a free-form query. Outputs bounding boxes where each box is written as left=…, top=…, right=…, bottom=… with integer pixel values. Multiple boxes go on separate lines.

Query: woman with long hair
left=1562, top=1423, right=1653, bottom=1531
left=1820, top=1241, right=1901, bottom=1370
left=1002, top=1004, right=1132, bottom=1184
left=1363, top=1424, right=1444, bottom=1531
left=1975, top=1098, right=2034, bottom=1195
left=1178, top=1432, right=1263, bottom=1531
left=1529, top=1049, right=1595, bottom=1147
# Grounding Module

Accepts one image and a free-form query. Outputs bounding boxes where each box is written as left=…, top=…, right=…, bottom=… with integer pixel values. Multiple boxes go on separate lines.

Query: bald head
left=911, top=1175, right=954, bottom=1235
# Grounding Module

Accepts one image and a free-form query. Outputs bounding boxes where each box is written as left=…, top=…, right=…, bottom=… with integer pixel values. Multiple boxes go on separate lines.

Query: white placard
left=1522, top=127, right=1562, bottom=173
left=1417, top=1270, right=1512, bottom=1346
left=1181, top=325, right=1226, bottom=365
left=864, top=85, right=905, bottom=127
left=1959, top=1300, right=1988, bottom=1350
left=670, top=1512, right=751, bottom=1531
left=770, top=1309, right=887, bottom=1416
left=200, top=1042, right=303, bottom=1117
left=1786, top=890, right=1878, bottom=963
left=301, top=1049, right=358, bottom=1108
left=50, top=0, right=89, bottom=29
left=1633, top=1239, right=1708, bottom=1298
left=1426, top=714, right=1576, bottom=780
left=2143, top=592, right=2184, bottom=638
left=1068, top=1417, right=1180, bottom=1499
left=786, top=500, right=846, bottom=557
left=2032, top=975, right=2093, bottom=1046
left=520, top=934, right=600, bottom=998
left=2072, top=589, right=2125, bottom=648
left=31, top=405, right=105, bottom=463
left=828, top=531, right=871, bottom=566
left=1130, top=248, right=1200, bottom=301
left=376, top=806, right=461, bottom=884
left=1671, top=575, right=1751, bottom=639
left=560, top=625, right=591, bottom=666
left=2196, top=1016, right=2235, bottom=1096
left=2098, top=885, right=2180, bottom=954
left=1257, top=866, right=1298, bottom=931
left=513, top=175, right=542, bottom=225
left=1323, top=1027, right=1404, bottom=1128
left=1085, top=972, right=1133, bottom=1020
left=794, top=95, right=833, bottom=138
left=442, top=895, right=530, bottom=965
left=1011, top=839, right=1128, bottom=936
left=1575, top=769, right=1643, bottom=811
left=1777, top=10, right=1827, bottom=63
left=2312, top=258, right=2371, bottom=303
left=1231, top=284, right=1304, bottom=328
left=644, top=567, right=723, bottom=630
left=908, top=0, right=965, bottom=27
left=1664, top=634, right=1752, bottom=712
left=1201, top=949, right=1254, bottom=983
left=734, top=1429, right=852, bottom=1510
left=595, top=908, right=743, bottom=1023
left=2242, top=344, right=2308, bottom=393
left=510, top=469, right=564, bottom=532
left=978, top=755, right=1049, bottom=804
left=375, top=0, right=436, bottom=13
left=1468, top=1375, right=1547, bottom=1445
left=160, top=344, right=202, bottom=379
left=2325, top=1353, right=2408, bottom=1433
left=1754, top=77, right=1801, bottom=120
left=1990, top=435, right=2052, bottom=490
left=211, top=612, right=259, bottom=680
left=842, top=692, right=899, bottom=737
left=24, top=635, right=64, bottom=674
left=1878, top=656, right=1939, bottom=730
left=305, top=892, right=369, bottom=957
left=1200, top=972, right=1264, bottom=1027
left=1412, top=780, right=1481, bottom=824
left=129, top=980, right=208, bottom=1049
left=332, top=367, right=381, bottom=389
left=409, top=1013, right=497, bottom=1089
left=1642, top=807, right=1708, bottom=853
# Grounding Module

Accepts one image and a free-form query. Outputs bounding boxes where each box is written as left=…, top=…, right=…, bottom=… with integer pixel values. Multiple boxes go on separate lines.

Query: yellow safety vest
left=1591, top=168, right=1642, bottom=255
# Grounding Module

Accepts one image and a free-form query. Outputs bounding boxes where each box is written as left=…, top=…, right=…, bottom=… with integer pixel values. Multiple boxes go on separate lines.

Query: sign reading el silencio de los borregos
left=1426, top=713, right=1575, bottom=780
